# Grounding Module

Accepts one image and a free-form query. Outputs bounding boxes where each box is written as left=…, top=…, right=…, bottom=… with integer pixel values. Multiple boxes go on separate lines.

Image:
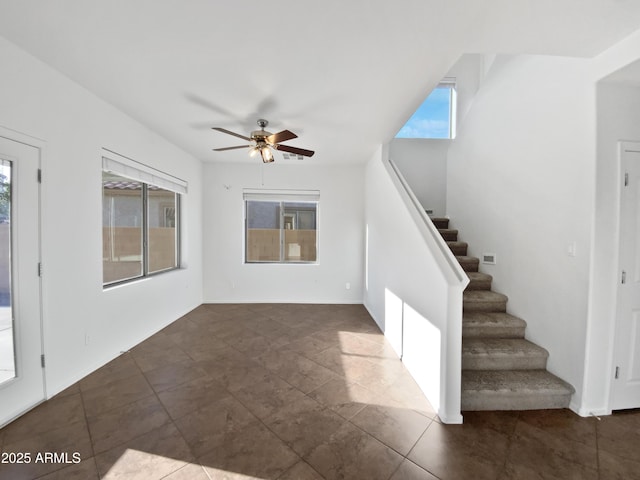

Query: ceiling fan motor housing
left=252, top=119, right=272, bottom=140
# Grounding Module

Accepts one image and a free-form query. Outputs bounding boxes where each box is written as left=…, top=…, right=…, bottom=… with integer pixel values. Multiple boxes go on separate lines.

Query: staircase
left=433, top=217, right=575, bottom=411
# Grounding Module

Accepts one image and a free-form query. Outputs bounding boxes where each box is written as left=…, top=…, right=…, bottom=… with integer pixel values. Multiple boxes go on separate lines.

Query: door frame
left=0, top=125, right=46, bottom=427
left=609, top=140, right=640, bottom=411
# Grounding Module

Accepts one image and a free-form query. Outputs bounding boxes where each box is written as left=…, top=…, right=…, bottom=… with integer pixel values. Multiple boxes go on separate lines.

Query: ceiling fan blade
left=212, top=127, right=252, bottom=141
left=213, top=145, right=251, bottom=151
left=274, top=144, right=315, bottom=157
left=267, top=129, right=297, bottom=144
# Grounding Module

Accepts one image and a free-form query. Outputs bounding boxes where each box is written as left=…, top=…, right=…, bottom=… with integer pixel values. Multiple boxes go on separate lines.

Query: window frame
left=243, top=189, right=319, bottom=265
left=396, top=78, right=457, bottom=140
left=102, top=152, right=186, bottom=287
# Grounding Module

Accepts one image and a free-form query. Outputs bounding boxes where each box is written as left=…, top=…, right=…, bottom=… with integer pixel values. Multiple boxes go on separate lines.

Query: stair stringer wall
left=445, top=54, right=596, bottom=413
left=364, top=145, right=468, bottom=424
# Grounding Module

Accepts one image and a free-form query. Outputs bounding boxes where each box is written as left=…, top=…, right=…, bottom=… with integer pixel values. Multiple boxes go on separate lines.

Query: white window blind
left=102, top=150, right=187, bottom=194
left=243, top=189, right=320, bottom=202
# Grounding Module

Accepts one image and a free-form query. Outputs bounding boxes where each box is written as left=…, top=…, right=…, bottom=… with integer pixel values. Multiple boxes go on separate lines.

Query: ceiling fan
left=212, top=119, right=315, bottom=163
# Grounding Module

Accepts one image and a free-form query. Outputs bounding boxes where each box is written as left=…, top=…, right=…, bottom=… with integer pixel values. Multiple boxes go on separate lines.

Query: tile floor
left=0, top=303, right=639, bottom=480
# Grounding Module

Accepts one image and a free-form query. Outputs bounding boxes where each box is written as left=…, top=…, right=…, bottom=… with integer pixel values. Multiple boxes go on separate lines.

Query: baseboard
left=571, top=401, right=611, bottom=418
left=439, top=410, right=464, bottom=424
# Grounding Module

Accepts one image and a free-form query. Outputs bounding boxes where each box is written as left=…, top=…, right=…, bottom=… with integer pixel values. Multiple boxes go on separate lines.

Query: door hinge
left=38, top=262, right=43, bottom=277
left=40, top=354, right=45, bottom=368
left=615, top=366, right=620, bottom=379
left=624, top=172, right=629, bottom=187
left=622, top=270, right=627, bottom=284
left=37, top=168, right=42, bottom=183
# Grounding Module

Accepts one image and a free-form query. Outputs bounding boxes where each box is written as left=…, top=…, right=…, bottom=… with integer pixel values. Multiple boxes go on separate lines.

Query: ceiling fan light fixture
left=212, top=119, right=314, bottom=162
left=260, top=145, right=274, bottom=163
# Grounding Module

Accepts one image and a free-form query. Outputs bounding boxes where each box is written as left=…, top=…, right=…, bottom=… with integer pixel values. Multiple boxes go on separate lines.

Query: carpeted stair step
left=462, top=338, right=549, bottom=370
left=457, top=255, right=479, bottom=272
left=463, top=290, right=507, bottom=312
left=463, top=312, right=527, bottom=338
left=465, top=272, right=492, bottom=290
left=431, top=217, right=449, bottom=229
left=447, top=241, right=468, bottom=256
left=461, top=370, right=575, bottom=411
left=438, top=228, right=458, bottom=241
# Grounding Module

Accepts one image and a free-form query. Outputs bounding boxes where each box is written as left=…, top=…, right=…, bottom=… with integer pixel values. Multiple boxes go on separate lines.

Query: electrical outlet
left=346, top=282, right=351, bottom=290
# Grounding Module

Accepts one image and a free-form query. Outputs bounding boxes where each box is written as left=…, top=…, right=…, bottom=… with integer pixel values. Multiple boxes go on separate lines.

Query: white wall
left=446, top=55, right=596, bottom=410
left=587, top=82, right=640, bottom=414
left=389, top=139, right=449, bottom=216
left=202, top=161, right=364, bottom=303
left=580, top=28, right=640, bottom=414
left=0, top=36, right=203, bottom=397
left=364, top=146, right=467, bottom=423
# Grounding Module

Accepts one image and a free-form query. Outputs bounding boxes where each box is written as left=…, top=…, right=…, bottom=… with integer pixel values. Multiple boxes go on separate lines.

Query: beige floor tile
left=94, top=423, right=194, bottom=480
left=350, top=403, right=433, bottom=455
left=305, top=421, right=404, bottom=480
left=156, top=375, right=232, bottom=420
left=389, top=459, right=439, bottom=480
left=2, top=392, right=86, bottom=445
left=87, top=394, right=171, bottom=454
left=3, top=303, right=640, bottom=480
left=307, top=377, right=377, bottom=420
left=408, top=420, right=510, bottom=480
left=0, top=421, right=93, bottom=480
left=81, top=372, right=155, bottom=419
left=278, top=460, right=324, bottom=480
left=143, top=358, right=209, bottom=393
left=174, top=395, right=259, bottom=458
left=265, top=395, right=346, bottom=457
left=198, top=422, right=299, bottom=480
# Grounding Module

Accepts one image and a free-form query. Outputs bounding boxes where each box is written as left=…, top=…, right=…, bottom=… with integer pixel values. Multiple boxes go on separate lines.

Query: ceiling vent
left=282, top=153, right=305, bottom=160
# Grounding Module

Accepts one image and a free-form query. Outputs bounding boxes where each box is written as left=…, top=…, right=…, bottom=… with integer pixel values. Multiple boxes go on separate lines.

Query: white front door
left=0, top=135, right=44, bottom=427
left=612, top=143, right=640, bottom=411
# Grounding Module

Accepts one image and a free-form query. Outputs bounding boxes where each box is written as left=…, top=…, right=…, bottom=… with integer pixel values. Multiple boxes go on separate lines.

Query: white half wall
left=364, top=146, right=467, bottom=423
left=202, top=161, right=364, bottom=304
left=0, top=35, right=203, bottom=398
left=446, top=55, right=596, bottom=411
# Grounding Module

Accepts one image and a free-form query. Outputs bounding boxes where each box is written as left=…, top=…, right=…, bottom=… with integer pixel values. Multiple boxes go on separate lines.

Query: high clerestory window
left=244, top=189, right=319, bottom=264
left=102, top=152, right=187, bottom=286
left=396, top=78, right=457, bottom=139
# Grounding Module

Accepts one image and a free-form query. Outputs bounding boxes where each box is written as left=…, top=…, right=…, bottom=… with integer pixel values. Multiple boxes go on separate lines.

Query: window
left=396, top=79, right=457, bottom=139
left=102, top=152, right=186, bottom=286
left=244, top=190, right=319, bottom=263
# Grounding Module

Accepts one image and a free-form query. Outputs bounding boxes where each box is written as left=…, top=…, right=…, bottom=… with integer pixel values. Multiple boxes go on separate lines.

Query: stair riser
left=461, top=393, right=572, bottom=411
left=439, top=230, right=458, bottom=241
left=465, top=278, right=492, bottom=290
left=462, top=356, right=548, bottom=370
left=462, top=326, right=526, bottom=338
left=463, top=301, right=507, bottom=313
left=448, top=243, right=468, bottom=256
left=459, top=260, right=479, bottom=272
left=432, top=219, right=449, bottom=229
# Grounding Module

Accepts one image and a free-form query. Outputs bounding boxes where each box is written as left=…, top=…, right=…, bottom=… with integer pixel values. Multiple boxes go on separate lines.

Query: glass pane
left=0, top=159, right=14, bottom=385
left=102, top=172, right=143, bottom=284
left=283, top=202, right=317, bottom=262
left=395, top=85, right=453, bottom=139
left=148, top=187, right=178, bottom=273
left=246, top=200, right=281, bottom=262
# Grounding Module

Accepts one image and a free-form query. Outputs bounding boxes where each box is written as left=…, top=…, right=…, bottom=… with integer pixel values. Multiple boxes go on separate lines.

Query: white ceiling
left=1, top=1, right=640, bottom=164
